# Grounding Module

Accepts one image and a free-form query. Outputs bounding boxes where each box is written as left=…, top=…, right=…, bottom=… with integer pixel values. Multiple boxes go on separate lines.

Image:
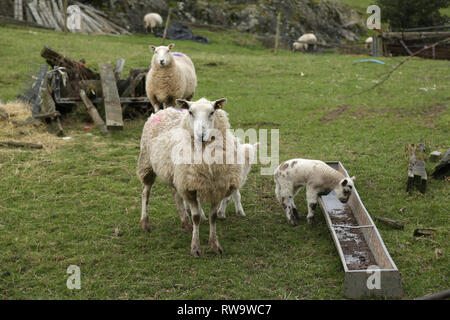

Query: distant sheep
left=274, top=159, right=355, bottom=225
left=143, top=13, right=163, bottom=33
left=365, top=37, right=373, bottom=52
left=293, top=33, right=317, bottom=52
left=145, top=44, right=197, bottom=112
left=137, top=97, right=242, bottom=257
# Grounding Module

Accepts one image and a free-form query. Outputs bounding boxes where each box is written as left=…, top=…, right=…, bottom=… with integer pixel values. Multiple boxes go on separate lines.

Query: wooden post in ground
left=162, top=8, right=172, bottom=45
left=274, top=11, right=281, bottom=56
left=14, top=0, right=23, bottom=21
left=79, top=89, right=110, bottom=135
left=99, top=63, right=124, bottom=131
left=63, top=0, right=68, bottom=34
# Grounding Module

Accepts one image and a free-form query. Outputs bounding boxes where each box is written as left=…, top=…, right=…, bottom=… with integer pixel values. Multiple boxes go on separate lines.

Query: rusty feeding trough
left=318, top=162, right=403, bottom=299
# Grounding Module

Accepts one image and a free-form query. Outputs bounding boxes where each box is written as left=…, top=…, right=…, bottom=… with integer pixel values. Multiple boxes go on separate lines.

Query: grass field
left=0, top=23, right=449, bottom=299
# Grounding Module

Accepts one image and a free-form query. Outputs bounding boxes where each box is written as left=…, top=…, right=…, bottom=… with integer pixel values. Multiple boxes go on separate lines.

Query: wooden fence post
left=63, top=0, right=68, bottom=34
left=162, top=8, right=172, bottom=45
left=274, top=11, right=281, bottom=56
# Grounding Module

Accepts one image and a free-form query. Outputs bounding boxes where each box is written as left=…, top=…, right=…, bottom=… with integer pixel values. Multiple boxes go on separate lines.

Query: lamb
left=274, top=159, right=355, bottom=225
left=365, top=37, right=373, bottom=52
left=137, top=97, right=242, bottom=257
left=293, top=33, right=317, bottom=52
left=217, top=142, right=258, bottom=218
left=143, top=13, right=163, bottom=33
left=145, top=44, right=197, bottom=112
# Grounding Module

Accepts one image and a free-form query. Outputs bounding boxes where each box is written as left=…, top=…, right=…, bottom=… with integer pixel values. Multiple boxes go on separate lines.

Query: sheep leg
left=217, top=195, right=231, bottom=219
left=149, top=95, right=161, bottom=113
left=209, top=202, right=223, bottom=255
left=275, top=181, right=299, bottom=226
left=173, top=190, right=192, bottom=232
left=140, top=173, right=156, bottom=232
left=306, top=187, right=318, bottom=225
left=184, top=198, right=207, bottom=222
left=186, top=195, right=202, bottom=257
left=232, top=190, right=245, bottom=216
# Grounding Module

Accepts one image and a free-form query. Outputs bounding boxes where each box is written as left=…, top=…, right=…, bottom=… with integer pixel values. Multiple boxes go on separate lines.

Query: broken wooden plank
left=415, top=289, right=450, bottom=300
left=0, top=141, right=43, bottom=149
left=79, top=89, right=109, bottom=135
left=382, top=31, right=450, bottom=41
left=99, top=63, right=123, bottom=130
left=406, top=143, right=427, bottom=193
left=413, top=228, right=437, bottom=237
left=114, top=59, right=126, bottom=81
left=14, top=0, right=23, bottom=21
left=399, top=39, right=413, bottom=55
left=27, top=1, right=43, bottom=25
left=374, top=217, right=404, bottom=230
left=122, top=72, right=146, bottom=98
left=51, top=0, right=64, bottom=30
left=41, top=0, right=61, bottom=31
left=82, top=6, right=131, bottom=35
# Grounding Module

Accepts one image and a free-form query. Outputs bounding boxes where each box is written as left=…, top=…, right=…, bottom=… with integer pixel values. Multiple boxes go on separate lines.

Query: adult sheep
left=143, top=13, right=163, bottom=33
left=294, top=33, right=317, bottom=52
left=137, top=97, right=242, bottom=257
left=145, top=44, right=197, bottom=112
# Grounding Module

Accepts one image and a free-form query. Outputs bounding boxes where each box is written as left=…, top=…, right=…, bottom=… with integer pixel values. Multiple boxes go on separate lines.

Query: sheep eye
left=349, top=186, right=353, bottom=189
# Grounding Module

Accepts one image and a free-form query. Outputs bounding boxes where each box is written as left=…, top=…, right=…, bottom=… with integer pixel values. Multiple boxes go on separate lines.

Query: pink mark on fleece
left=150, top=113, right=164, bottom=125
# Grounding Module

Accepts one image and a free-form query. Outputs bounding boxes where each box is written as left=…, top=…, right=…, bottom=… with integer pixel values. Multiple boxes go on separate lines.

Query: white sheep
left=217, top=142, right=258, bottom=218
left=137, top=97, right=242, bottom=257
left=274, top=159, right=355, bottom=225
left=365, top=37, right=373, bottom=52
left=143, top=13, right=163, bottom=33
left=293, top=33, right=317, bottom=52
left=145, top=44, right=197, bottom=112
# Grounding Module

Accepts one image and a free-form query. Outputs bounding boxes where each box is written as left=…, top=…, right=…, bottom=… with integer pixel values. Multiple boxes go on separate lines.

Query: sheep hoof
left=237, top=210, right=246, bottom=217
left=140, top=219, right=150, bottom=232
left=217, top=212, right=226, bottom=219
left=292, top=207, right=299, bottom=220
left=307, top=216, right=315, bottom=225
left=191, top=247, right=202, bottom=258
left=288, top=218, right=298, bottom=226
left=210, top=241, right=223, bottom=255
left=200, top=213, right=208, bottom=222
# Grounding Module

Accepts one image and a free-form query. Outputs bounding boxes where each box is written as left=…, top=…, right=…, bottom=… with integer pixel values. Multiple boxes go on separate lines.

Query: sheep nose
left=159, top=59, right=165, bottom=65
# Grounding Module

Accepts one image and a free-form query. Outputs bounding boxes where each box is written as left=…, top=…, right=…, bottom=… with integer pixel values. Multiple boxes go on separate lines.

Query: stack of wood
left=16, top=0, right=130, bottom=35
left=23, top=46, right=151, bottom=136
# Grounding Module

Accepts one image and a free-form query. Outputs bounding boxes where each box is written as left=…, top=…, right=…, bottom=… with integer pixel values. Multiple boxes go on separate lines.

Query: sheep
left=143, top=13, right=163, bottom=33
left=293, top=33, right=317, bottom=52
left=274, top=159, right=355, bottom=225
left=137, top=97, right=242, bottom=257
left=217, top=142, right=258, bottom=218
left=145, top=44, right=197, bottom=112
left=365, top=37, right=373, bottom=52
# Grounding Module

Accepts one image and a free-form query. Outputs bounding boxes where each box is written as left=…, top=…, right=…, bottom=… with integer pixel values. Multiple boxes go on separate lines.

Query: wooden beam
left=382, top=31, right=450, bottom=40
left=79, top=89, right=110, bottom=135
left=274, top=11, right=281, bottom=56
left=114, top=58, right=126, bottom=81
left=162, top=8, right=172, bottom=45
left=0, top=141, right=43, bottom=149
left=99, top=63, right=123, bottom=130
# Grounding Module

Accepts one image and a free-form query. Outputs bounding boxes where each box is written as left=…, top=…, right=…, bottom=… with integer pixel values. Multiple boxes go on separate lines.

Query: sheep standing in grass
left=137, top=97, right=242, bottom=257
left=143, top=13, right=163, bottom=33
left=365, top=37, right=373, bottom=52
left=145, top=44, right=197, bottom=112
left=274, top=159, right=355, bottom=225
left=293, top=33, right=317, bottom=52
left=217, top=142, right=258, bottom=218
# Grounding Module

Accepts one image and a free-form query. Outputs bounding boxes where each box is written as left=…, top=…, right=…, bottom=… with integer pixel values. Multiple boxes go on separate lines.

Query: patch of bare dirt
left=320, top=105, right=349, bottom=123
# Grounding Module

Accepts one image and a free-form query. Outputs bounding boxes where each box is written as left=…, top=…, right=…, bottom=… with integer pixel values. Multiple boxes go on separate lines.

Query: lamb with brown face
left=274, top=158, right=355, bottom=225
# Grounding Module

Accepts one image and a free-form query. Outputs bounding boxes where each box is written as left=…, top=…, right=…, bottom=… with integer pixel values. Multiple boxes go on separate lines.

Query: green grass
left=0, top=24, right=449, bottom=299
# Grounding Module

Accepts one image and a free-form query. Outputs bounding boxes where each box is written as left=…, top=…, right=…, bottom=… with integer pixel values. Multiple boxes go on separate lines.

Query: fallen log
left=79, top=89, right=109, bottom=135
left=415, top=289, right=450, bottom=300
left=0, top=141, right=43, bottom=149
left=413, top=228, right=437, bottom=237
left=374, top=216, right=404, bottom=230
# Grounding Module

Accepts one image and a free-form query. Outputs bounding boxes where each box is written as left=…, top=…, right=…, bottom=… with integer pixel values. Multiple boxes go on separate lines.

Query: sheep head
left=149, top=43, right=175, bottom=67
left=176, top=97, right=227, bottom=143
left=334, top=176, right=356, bottom=204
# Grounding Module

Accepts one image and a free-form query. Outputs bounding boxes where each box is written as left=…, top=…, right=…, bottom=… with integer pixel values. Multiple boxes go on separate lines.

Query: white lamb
left=365, top=37, right=373, bottom=52
left=137, top=97, right=242, bottom=257
left=143, top=13, right=163, bottom=33
left=217, top=142, right=258, bottom=218
left=145, top=44, right=197, bottom=112
left=293, top=33, right=317, bottom=52
left=274, top=159, right=355, bottom=225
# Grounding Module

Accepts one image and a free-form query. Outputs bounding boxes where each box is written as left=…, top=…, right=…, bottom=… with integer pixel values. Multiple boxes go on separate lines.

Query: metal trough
left=318, top=162, right=403, bottom=299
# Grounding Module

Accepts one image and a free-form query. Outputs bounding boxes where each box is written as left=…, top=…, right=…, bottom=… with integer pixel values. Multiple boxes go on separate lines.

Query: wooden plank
left=79, top=89, right=109, bottom=135
left=406, top=143, right=427, bottom=193
left=114, top=58, right=126, bottom=81
left=14, top=0, right=23, bottom=21
left=51, top=0, right=64, bottom=30
left=43, top=0, right=61, bottom=31
left=99, top=63, right=123, bottom=130
left=27, top=1, right=43, bottom=25
left=382, top=31, right=450, bottom=40
left=82, top=7, right=130, bottom=34
left=0, top=141, right=43, bottom=149
left=400, top=39, right=412, bottom=56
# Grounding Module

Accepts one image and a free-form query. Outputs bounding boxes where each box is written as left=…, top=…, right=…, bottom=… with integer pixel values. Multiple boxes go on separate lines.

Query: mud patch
left=320, top=105, right=349, bottom=123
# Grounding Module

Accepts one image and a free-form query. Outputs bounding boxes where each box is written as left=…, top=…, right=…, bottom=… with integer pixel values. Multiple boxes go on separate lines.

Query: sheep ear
left=213, top=98, right=227, bottom=110
left=176, top=99, right=191, bottom=109
left=149, top=45, right=156, bottom=52
left=168, top=43, right=175, bottom=50
left=350, top=176, right=356, bottom=182
left=341, top=179, right=348, bottom=187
